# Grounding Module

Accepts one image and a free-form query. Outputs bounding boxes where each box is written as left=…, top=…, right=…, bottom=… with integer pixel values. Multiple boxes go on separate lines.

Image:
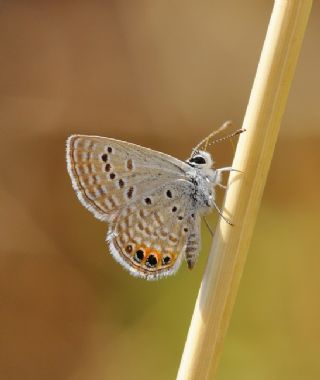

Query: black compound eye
left=189, top=156, right=206, bottom=165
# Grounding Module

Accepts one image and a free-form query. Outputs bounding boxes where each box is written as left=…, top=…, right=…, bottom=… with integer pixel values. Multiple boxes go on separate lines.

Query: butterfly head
left=187, top=150, right=214, bottom=169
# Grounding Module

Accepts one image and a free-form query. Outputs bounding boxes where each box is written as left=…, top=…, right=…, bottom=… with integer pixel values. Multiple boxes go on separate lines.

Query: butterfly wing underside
left=66, top=134, right=202, bottom=279
left=107, top=183, right=201, bottom=280
left=66, top=135, right=189, bottom=221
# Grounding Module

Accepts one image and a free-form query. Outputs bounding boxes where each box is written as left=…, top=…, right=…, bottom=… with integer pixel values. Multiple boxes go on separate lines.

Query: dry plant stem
left=177, top=1, right=313, bottom=380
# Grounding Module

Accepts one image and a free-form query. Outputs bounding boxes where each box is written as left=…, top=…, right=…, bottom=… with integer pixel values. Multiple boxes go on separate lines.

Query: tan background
left=1, top=1, right=319, bottom=379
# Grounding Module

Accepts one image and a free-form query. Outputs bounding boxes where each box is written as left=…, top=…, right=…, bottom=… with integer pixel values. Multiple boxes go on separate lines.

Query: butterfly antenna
left=206, top=128, right=246, bottom=149
left=192, top=120, right=233, bottom=156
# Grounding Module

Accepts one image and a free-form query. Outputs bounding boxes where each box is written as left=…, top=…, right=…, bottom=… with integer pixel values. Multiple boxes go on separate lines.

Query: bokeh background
left=1, top=1, right=319, bottom=379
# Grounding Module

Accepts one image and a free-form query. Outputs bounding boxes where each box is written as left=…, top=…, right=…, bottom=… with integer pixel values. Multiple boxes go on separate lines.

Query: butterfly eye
left=189, top=156, right=206, bottom=165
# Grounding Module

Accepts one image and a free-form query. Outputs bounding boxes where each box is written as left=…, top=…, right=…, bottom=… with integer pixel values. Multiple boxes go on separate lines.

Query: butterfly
left=66, top=122, right=243, bottom=280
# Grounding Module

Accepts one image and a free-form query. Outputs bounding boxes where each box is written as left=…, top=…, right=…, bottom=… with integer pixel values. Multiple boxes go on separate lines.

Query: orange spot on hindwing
left=127, top=244, right=177, bottom=270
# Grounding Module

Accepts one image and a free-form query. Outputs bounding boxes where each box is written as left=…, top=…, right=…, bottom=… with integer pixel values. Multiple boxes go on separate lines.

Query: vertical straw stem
left=177, top=1, right=313, bottom=379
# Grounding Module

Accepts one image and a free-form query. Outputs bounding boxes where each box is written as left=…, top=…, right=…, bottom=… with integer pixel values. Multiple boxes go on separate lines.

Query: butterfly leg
left=203, top=216, right=214, bottom=236
left=213, top=200, right=234, bottom=226
left=215, top=167, right=243, bottom=189
left=217, top=183, right=228, bottom=190
left=216, top=167, right=243, bottom=174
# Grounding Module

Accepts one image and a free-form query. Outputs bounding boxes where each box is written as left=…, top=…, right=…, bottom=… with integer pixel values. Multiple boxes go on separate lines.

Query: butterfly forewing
left=66, top=135, right=190, bottom=221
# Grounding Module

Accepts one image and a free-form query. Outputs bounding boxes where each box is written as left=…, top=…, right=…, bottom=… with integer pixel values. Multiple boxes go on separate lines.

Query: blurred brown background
left=1, top=1, right=319, bottom=379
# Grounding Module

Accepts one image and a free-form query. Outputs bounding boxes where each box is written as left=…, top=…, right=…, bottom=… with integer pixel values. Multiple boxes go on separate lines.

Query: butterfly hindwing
left=106, top=180, right=201, bottom=280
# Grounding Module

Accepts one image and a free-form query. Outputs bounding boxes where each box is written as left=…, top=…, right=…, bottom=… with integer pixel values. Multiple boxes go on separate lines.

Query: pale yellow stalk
left=177, top=1, right=313, bottom=379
